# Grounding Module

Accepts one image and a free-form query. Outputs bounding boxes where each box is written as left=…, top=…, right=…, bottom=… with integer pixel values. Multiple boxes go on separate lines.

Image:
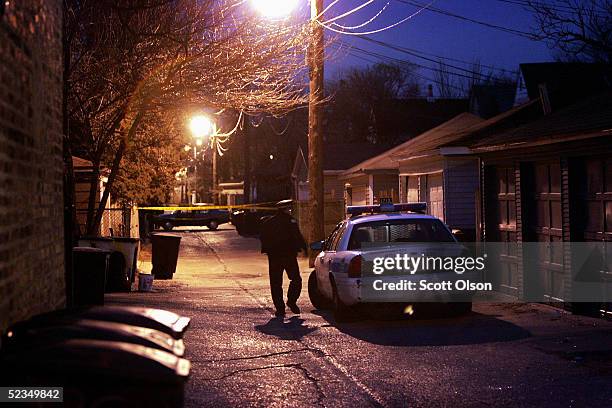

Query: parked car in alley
left=308, top=203, right=474, bottom=321
left=152, top=209, right=230, bottom=231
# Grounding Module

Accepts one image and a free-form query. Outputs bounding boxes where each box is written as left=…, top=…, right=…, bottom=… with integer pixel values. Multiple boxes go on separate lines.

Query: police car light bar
left=347, top=202, right=427, bottom=216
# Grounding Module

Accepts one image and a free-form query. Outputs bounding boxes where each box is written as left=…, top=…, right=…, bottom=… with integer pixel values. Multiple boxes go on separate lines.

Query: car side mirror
left=309, top=240, right=324, bottom=251
left=452, top=228, right=465, bottom=241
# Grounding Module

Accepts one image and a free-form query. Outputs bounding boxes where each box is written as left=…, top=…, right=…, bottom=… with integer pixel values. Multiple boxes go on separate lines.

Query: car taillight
left=347, top=255, right=362, bottom=278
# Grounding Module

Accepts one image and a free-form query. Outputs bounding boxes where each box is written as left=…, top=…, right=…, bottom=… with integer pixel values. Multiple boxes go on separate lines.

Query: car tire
left=163, top=222, right=174, bottom=231
left=331, top=279, right=352, bottom=322
left=308, top=270, right=327, bottom=310
left=207, top=220, right=219, bottom=230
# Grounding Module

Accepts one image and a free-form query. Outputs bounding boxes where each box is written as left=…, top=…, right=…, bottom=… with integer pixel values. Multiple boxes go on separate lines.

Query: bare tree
left=65, top=0, right=310, bottom=234
left=327, top=62, right=421, bottom=143
left=526, top=0, right=612, bottom=63
left=434, top=60, right=516, bottom=98
left=434, top=61, right=464, bottom=98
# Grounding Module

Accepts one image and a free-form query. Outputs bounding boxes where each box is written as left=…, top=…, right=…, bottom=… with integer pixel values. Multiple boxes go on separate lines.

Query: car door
left=173, top=210, right=185, bottom=226
left=316, top=223, right=346, bottom=299
left=195, top=210, right=209, bottom=226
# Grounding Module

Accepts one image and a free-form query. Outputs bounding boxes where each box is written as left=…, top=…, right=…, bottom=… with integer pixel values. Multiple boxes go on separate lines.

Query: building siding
left=0, top=0, right=65, bottom=331
left=324, top=173, right=345, bottom=201
left=444, top=157, right=479, bottom=230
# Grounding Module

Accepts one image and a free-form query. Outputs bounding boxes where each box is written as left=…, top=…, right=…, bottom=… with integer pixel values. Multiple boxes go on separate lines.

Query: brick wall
left=0, top=1, right=65, bottom=331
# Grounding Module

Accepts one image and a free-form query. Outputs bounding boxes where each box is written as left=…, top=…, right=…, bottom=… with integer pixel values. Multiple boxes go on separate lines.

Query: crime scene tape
left=138, top=202, right=280, bottom=211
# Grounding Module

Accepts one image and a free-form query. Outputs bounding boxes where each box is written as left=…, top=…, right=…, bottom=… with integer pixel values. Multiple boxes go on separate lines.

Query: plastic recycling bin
left=3, top=318, right=185, bottom=357
left=72, top=247, right=110, bottom=306
left=0, top=339, right=190, bottom=408
left=78, top=236, right=140, bottom=285
left=12, top=305, right=191, bottom=340
left=151, top=233, right=182, bottom=279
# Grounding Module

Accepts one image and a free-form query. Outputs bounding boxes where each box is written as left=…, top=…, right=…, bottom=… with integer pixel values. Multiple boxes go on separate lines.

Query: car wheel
left=308, top=270, right=328, bottom=310
left=207, top=220, right=219, bottom=230
left=331, top=279, right=352, bottom=322
left=163, top=222, right=173, bottom=231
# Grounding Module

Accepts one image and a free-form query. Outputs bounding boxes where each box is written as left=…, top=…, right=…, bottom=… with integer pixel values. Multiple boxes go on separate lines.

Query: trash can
left=72, top=247, right=110, bottom=306
left=151, top=233, right=181, bottom=279
left=78, top=236, right=140, bottom=285
left=0, top=338, right=190, bottom=408
left=8, top=305, right=191, bottom=340
left=3, top=318, right=185, bottom=357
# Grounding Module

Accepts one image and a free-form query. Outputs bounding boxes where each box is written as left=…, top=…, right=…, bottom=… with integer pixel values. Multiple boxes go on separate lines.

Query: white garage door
left=426, top=174, right=444, bottom=221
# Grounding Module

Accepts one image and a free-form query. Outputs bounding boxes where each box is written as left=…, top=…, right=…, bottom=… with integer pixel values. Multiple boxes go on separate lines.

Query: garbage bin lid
left=4, top=318, right=185, bottom=357
left=73, top=246, right=112, bottom=253
left=109, top=237, right=140, bottom=243
left=79, top=236, right=114, bottom=242
left=151, top=233, right=182, bottom=239
left=1, top=339, right=191, bottom=383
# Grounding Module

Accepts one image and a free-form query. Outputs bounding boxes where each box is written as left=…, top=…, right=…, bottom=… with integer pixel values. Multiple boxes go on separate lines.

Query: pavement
left=107, top=225, right=612, bottom=408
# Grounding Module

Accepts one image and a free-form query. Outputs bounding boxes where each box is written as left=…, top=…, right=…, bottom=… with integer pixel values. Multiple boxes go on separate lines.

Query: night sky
left=295, top=0, right=555, bottom=82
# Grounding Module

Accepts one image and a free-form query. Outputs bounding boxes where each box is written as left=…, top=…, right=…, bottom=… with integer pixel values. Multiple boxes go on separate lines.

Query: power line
left=393, top=0, right=539, bottom=39
left=355, top=36, right=517, bottom=78
left=493, top=0, right=610, bottom=18
left=330, top=1, right=391, bottom=30
left=318, top=0, right=435, bottom=36
left=354, top=36, right=513, bottom=74
left=335, top=40, right=515, bottom=85
left=329, top=42, right=469, bottom=93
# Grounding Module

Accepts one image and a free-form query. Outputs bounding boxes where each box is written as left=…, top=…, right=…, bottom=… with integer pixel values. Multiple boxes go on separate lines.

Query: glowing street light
left=189, top=115, right=213, bottom=140
left=188, top=114, right=215, bottom=205
left=251, top=0, right=299, bottom=19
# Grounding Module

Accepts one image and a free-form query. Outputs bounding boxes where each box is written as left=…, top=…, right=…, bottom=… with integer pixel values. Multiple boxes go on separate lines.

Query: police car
left=308, top=202, right=476, bottom=321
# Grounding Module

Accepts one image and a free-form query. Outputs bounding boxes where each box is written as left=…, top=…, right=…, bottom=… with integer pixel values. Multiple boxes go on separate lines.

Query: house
left=291, top=142, right=397, bottom=202
left=340, top=113, right=482, bottom=222
left=474, top=90, right=612, bottom=311
left=73, top=156, right=136, bottom=237
left=218, top=182, right=245, bottom=206
left=291, top=142, right=397, bottom=235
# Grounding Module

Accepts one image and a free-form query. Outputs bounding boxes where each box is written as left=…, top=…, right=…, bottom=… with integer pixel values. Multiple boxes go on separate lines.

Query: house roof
left=472, top=90, right=612, bottom=151
left=72, top=156, right=93, bottom=169
left=390, top=112, right=484, bottom=160
left=340, top=113, right=483, bottom=176
left=441, top=98, right=543, bottom=148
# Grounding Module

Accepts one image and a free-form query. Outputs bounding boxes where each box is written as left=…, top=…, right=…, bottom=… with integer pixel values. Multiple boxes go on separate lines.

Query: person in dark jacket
left=260, top=200, right=308, bottom=317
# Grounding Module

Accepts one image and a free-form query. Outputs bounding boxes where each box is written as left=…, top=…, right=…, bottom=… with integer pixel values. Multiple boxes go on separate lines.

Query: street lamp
left=190, top=115, right=214, bottom=140
left=252, top=0, right=326, bottom=250
left=189, top=114, right=214, bottom=204
left=251, top=0, right=299, bottom=19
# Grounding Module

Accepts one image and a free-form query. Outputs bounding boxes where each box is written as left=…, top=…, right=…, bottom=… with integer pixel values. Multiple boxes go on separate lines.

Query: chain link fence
left=76, top=207, right=139, bottom=238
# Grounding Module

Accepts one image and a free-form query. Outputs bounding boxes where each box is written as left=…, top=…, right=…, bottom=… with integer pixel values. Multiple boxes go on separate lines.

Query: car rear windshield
left=348, top=219, right=455, bottom=249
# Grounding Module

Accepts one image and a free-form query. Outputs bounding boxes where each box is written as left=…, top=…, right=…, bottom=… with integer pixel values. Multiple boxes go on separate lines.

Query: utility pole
left=193, top=146, right=198, bottom=204
left=243, top=119, right=251, bottom=204
left=308, top=0, right=325, bottom=247
left=212, top=144, right=218, bottom=204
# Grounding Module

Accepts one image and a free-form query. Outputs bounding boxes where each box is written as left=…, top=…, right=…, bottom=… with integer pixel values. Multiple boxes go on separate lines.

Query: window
left=331, top=223, right=347, bottom=251
left=325, top=223, right=343, bottom=251
left=347, top=219, right=454, bottom=249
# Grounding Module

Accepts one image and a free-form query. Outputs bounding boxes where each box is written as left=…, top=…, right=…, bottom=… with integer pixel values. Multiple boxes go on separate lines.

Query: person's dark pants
left=268, top=254, right=302, bottom=312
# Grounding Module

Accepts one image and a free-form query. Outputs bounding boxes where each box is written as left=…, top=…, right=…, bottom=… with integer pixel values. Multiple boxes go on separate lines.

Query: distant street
left=108, top=227, right=612, bottom=408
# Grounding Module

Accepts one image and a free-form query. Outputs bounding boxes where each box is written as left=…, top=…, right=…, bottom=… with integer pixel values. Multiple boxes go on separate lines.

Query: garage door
left=426, top=174, right=444, bottom=221
left=525, top=161, right=565, bottom=302
left=496, top=167, right=519, bottom=296
left=405, top=176, right=419, bottom=202
left=582, top=157, right=612, bottom=313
